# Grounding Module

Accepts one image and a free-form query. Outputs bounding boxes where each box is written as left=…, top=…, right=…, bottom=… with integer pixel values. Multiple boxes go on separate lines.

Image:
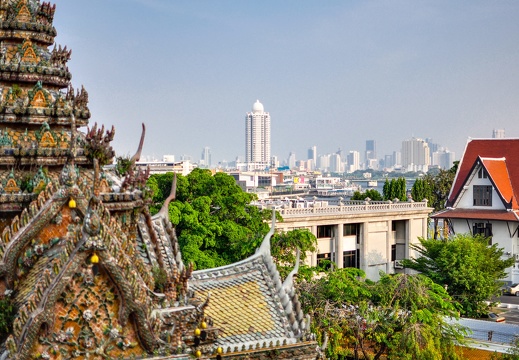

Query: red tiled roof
left=448, top=139, right=519, bottom=209
left=431, top=208, right=519, bottom=222
left=481, top=158, right=517, bottom=208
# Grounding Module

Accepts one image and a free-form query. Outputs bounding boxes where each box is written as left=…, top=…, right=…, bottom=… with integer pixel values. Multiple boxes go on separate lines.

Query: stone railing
left=271, top=200, right=430, bottom=217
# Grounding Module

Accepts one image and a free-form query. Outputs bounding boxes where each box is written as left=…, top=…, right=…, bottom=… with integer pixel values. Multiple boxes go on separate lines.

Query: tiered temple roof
left=0, top=1, right=318, bottom=359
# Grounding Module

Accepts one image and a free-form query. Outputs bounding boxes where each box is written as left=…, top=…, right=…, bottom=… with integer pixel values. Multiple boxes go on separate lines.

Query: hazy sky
left=52, top=0, right=519, bottom=164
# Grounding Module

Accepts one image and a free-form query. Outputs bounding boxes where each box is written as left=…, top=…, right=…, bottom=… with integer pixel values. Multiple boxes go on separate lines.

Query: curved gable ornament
left=31, top=90, right=48, bottom=108
left=16, top=2, right=32, bottom=23
left=39, top=130, right=56, bottom=148
left=21, top=39, right=39, bottom=63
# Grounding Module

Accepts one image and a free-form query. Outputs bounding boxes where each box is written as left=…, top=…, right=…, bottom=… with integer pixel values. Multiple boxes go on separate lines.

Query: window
left=473, top=185, right=492, bottom=206
left=391, top=244, right=396, bottom=262
left=343, top=224, right=358, bottom=236
left=317, top=225, right=333, bottom=238
left=478, top=168, right=488, bottom=179
left=343, top=250, right=357, bottom=268
left=317, top=253, right=332, bottom=270
left=473, top=222, right=493, bottom=243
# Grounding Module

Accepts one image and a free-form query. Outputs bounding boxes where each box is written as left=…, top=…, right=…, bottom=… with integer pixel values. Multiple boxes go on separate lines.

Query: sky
left=52, top=0, right=519, bottom=165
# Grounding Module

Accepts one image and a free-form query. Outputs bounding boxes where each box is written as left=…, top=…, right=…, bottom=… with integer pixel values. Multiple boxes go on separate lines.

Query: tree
left=411, top=177, right=433, bottom=203
left=297, top=269, right=465, bottom=360
left=383, top=177, right=407, bottom=201
left=147, top=169, right=318, bottom=271
left=423, top=162, right=459, bottom=212
left=402, top=234, right=515, bottom=317
left=351, top=189, right=383, bottom=201
left=271, top=229, right=317, bottom=279
left=147, top=169, right=271, bottom=269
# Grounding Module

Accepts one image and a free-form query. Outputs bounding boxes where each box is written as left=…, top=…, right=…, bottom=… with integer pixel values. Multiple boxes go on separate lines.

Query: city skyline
left=54, top=1, right=519, bottom=163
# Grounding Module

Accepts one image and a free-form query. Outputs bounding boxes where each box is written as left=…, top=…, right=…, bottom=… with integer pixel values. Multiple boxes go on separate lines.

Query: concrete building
left=347, top=151, right=360, bottom=173
left=401, top=137, right=430, bottom=172
left=365, top=140, right=376, bottom=164
left=274, top=199, right=432, bottom=280
left=200, top=146, right=211, bottom=168
left=432, top=148, right=455, bottom=169
left=245, top=100, right=271, bottom=170
left=493, top=129, right=505, bottom=138
left=308, top=145, right=317, bottom=170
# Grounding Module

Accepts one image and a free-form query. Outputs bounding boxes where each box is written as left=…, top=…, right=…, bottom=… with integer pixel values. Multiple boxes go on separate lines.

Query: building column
left=360, top=221, right=368, bottom=273
left=311, top=225, right=318, bottom=267
left=386, top=220, right=392, bottom=273
left=336, top=223, right=344, bottom=269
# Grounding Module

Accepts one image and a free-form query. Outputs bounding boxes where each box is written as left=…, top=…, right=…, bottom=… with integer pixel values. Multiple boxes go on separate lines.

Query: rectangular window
left=317, top=253, right=332, bottom=270
left=391, top=244, right=396, bottom=262
left=472, top=222, right=493, bottom=243
left=473, top=185, right=492, bottom=206
left=343, top=250, right=357, bottom=268
left=478, top=168, right=488, bottom=179
left=317, top=225, right=333, bottom=238
left=343, top=224, right=359, bottom=236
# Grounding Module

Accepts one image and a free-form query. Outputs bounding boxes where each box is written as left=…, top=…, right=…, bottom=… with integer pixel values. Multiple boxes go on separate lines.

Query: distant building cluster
left=144, top=103, right=514, bottom=175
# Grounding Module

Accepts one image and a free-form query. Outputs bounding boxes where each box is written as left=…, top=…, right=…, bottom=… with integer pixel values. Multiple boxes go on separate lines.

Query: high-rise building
left=432, top=148, right=455, bottom=170
left=288, top=152, right=296, bottom=169
left=365, top=140, right=376, bottom=162
left=347, top=151, right=360, bottom=173
left=493, top=129, right=505, bottom=138
left=307, top=145, right=317, bottom=170
left=200, top=146, right=211, bottom=168
left=401, top=138, right=430, bottom=172
left=245, top=100, right=271, bottom=170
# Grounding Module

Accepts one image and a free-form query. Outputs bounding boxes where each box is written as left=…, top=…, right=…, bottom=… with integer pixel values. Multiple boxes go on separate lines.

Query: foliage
left=402, top=234, right=515, bottom=317
left=147, top=169, right=270, bottom=269
left=423, top=162, right=458, bottom=212
left=411, top=177, right=433, bottom=204
left=351, top=189, right=383, bottom=201
left=271, top=229, right=317, bottom=279
left=298, top=269, right=465, bottom=360
left=115, top=155, right=133, bottom=177
left=383, top=177, right=407, bottom=201
left=152, top=266, right=168, bottom=293
left=491, top=336, right=519, bottom=359
left=0, top=296, right=15, bottom=343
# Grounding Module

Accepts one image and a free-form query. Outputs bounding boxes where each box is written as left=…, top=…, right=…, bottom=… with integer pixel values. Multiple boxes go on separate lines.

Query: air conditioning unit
left=394, top=260, right=404, bottom=269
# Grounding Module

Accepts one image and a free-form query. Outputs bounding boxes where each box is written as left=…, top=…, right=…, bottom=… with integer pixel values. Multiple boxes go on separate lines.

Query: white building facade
left=274, top=199, right=432, bottom=280
left=245, top=100, right=271, bottom=170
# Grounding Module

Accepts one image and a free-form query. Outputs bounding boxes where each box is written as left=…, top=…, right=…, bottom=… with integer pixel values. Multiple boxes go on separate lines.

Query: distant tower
left=307, top=145, right=317, bottom=170
left=493, top=129, right=505, bottom=138
left=401, top=138, right=430, bottom=171
left=245, top=100, right=271, bottom=169
left=200, top=146, right=211, bottom=168
left=365, top=140, right=376, bottom=163
left=288, top=152, right=296, bottom=169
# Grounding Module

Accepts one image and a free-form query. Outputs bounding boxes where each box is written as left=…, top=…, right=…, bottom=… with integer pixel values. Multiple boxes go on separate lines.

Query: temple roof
left=190, top=213, right=313, bottom=355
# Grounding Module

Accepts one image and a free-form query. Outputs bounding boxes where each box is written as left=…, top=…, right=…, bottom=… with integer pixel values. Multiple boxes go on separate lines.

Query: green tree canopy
left=147, top=169, right=317, bottom=271
left=298, top=268, right=465, bottom=360
left=402, top=234, right=515, bottom=317
left=423, top=162, right=458, bottom=212
left=351, top=189, right=383, bottom=201
left=147, top=169, right=271, bottom=269
left=383, top=177, right=407, bottom=201
left=411, top=177, right=433, bottom=204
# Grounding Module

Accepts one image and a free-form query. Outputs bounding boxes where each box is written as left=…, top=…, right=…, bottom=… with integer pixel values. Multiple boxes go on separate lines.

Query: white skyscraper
left=200, top=146, right=211, bottom=168
left=401, top=138, right=430, bottom=172
left=245, top=100, right=271, bottom=170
